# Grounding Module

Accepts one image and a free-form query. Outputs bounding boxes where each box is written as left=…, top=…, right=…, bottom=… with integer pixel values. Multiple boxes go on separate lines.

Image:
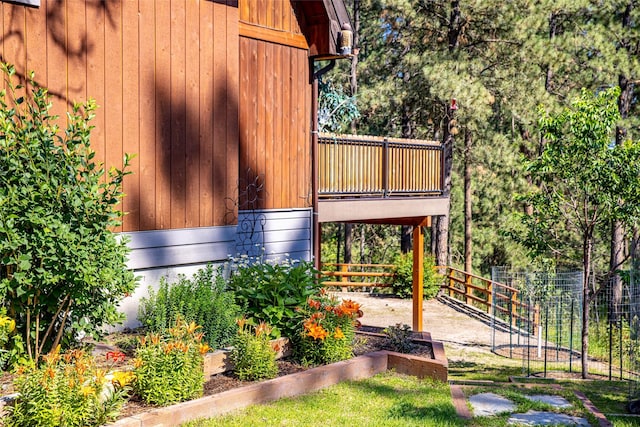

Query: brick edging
left=574, top=391, right=613, bottom=427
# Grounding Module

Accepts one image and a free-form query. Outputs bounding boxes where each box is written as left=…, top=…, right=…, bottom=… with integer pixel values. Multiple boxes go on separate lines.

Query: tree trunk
left=435, top=103, right=456, bottom=267
left=545, top=12, right=558, bottom=93
left=401, top=226, right=412, bottom=254
left=350, top=0, right=360, bottom=133
left=464, top=129, right=472, bottom=273
left=581, top=233, right=593, bottom=379
left=344, top=223, right=353, bottom=264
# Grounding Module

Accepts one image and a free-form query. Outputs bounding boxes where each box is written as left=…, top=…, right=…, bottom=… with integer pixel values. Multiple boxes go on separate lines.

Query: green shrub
left=7, top=348, right=131, bottom=427
left=295, top=293, right=362, bottom=366
left=227, top=256, right=322, bottom=338
left=132, top=318, right=207, bottom=406
left=0, top=63, right=137, bottom=360
left=0, top=308, right=24, bottom=370
left=230, top=319, right=278, bottom=381
left=138, top=265, right=240, bottom=349
left=391, top=252, right=441, bottom=299
left=383, top=323, right=414, bottom=353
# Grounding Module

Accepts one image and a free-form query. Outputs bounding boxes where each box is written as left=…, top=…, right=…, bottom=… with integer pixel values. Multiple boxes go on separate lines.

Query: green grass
left=183, top=372, right=464, bottom=427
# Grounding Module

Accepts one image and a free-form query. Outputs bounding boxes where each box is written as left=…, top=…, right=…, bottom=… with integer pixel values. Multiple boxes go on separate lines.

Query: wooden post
left=412, top=226, right=424, bottom=332
left=341, top=264, right=349, bottom=292
left=465, top=273, right=472, bottom=306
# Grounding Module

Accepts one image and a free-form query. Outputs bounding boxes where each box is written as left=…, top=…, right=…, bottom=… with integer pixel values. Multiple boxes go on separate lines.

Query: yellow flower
left=94, top=369, right=107, bottom=385
left=333, top=327, right=345, bottom=340
left=80, top=385, right=95, bottom=397
left=133, top=357, right=144, bottom=369
left=111, top=371, right=135, bottom=388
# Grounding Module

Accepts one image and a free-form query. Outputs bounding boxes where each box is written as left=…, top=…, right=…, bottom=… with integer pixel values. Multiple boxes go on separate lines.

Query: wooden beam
left=412, top=226, right=424, bottom=331
left=239, top=21, right=309, bottom=49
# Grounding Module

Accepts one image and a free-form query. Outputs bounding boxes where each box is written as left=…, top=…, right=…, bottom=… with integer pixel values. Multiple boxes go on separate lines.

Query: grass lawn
left=183, top=371, right=464, bottom=427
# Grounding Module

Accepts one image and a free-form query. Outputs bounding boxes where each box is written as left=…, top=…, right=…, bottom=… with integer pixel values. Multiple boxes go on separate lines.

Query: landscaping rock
left=524, top=394, right=572, bottom=408
left=507, top=410, right=590, bottom=426
left=469, top=392, right=516, bottom=416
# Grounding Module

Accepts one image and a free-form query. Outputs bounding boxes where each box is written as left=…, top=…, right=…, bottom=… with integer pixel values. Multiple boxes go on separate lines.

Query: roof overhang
left=294, top=0, right=353, bottom=60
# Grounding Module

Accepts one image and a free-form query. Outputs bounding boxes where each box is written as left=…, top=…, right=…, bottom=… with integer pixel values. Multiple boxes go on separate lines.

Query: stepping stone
left=508, top=410, right=590, bottom=426
left=469, top=392, right=516, bottom=416
left=524, top=394, right=572, bottom=408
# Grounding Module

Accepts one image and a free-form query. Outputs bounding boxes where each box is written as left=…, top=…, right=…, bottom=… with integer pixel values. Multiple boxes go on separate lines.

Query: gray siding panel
left=123, top=209, right=312, bottom=270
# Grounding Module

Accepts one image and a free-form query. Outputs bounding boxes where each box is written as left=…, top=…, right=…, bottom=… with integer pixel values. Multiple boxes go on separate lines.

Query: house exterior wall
left=0, top=0, right=240, bottom=232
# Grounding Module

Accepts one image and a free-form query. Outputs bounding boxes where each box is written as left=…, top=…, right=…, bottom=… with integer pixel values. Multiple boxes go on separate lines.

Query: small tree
left=520, top=87, right=640, bottom=378
left=0, top=64, right=137, bottom=361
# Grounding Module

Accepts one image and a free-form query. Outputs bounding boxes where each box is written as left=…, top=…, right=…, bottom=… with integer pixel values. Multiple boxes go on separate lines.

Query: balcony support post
left=412, top=224, right=424, bottom=332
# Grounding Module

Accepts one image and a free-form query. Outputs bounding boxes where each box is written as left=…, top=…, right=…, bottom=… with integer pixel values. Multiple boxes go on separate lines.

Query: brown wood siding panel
left=185, top=0, right=200, bottom=227
left=199, top=1, right=213, bottom=227
left=226, top=4, right=239, bottom=224
left=1, top=0, right=240, bottom=232
left=104, top=1, right=124, bottom=232
left=122, top=0, right=140, bottom=231
left=155, top=0, right=172, bottom=229
left=138, top=0, right=156, bottom=230
left=170, top=0, right=186, bottom=229
left=239, top=0, right=301, bottom=34
left=239, top=36, right=310, bottom=210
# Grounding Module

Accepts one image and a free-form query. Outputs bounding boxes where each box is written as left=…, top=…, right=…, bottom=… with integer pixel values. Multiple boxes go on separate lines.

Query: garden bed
left=109, top=330, right=448, bottom=426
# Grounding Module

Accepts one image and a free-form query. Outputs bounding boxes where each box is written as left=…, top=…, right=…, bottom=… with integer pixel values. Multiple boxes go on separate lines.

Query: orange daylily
left=339, top=299, right=361, bottom=316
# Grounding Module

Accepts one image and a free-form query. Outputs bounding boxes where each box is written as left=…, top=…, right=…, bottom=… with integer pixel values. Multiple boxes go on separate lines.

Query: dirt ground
left=331, top=291, right=502, bottom=362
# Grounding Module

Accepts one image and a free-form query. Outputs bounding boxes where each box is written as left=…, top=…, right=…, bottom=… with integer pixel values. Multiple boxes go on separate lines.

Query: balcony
left=317, top=133, right=449, bottom=224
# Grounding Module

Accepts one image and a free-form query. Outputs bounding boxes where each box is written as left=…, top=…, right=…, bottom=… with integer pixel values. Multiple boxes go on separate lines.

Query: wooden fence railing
left=438, top=266, right=539, bottom=331
left=318, top=133, right=443, bottom=198
left=321, top=263, right=396, bottom=288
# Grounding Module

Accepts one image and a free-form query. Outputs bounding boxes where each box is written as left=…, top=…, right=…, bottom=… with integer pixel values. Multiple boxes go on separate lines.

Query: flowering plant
left=295, top=291, right=363, bottom=365
left=7, top=347, right=131, bottom=427
left=230, top=318, right=278, bottom=381
left=132, top=317, right=209, bottom=405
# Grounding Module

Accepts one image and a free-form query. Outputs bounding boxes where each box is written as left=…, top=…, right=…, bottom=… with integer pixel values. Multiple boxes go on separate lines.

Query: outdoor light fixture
left=339, top=23, right=353, bottom=55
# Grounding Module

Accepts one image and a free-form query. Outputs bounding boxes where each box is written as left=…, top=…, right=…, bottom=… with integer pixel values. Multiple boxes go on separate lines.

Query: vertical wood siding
left=239, top=36, right=311, bottom=210
left=0, top=0, right=239, bottom=232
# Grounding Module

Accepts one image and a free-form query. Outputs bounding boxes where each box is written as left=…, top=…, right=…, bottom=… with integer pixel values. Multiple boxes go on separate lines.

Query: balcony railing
left=318, top=133, right=443, bottom=198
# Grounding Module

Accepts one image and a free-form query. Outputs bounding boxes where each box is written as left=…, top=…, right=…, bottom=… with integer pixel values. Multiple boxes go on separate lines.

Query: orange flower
left=306, top=324, right=328, bottom=340
left=138, top=336, right=147, bottom=346
left=44, top=367, right=56, bottom=380
left=198, top=343, right=211, bottom=355
left=194, top=332, right=205, bottom=342
left=255, top=321, right=271, bottom=337
left=307, top=298, right=321, bottom=310
left=339, top=299, right=361, bottom=316
left=320, top=287, right=327, bottom=296
left=133, top=357, right=144, bottom=368
left=186, top=321, right=201, bottom=335
left=42, top=345, right=61, bottom=365
left=333, top=327, right=345, bottom=340
left=150, top=333, right=161, bottom=345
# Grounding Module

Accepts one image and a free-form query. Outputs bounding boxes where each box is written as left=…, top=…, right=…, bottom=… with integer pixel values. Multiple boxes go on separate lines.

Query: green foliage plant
left=226, top=255, right=323, bottom=339
left=132, top=318, right=208, bottom=406
left=138, top=265, right=240, bottom=349
left=383, top=323, right=414, bottom=354
left=7, top=347, right=131, bottom=427
left=0, top=308, right=24, bottom=369
left=230, top=318, right=278, bottom=381
left=295, top=292, right=362, bottom=366
left=391, top=252, right=441, bottom=299
left=0, top=63, right=137, bottom=361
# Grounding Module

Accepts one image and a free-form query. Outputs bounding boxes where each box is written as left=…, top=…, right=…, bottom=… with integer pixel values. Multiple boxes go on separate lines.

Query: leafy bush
left=295, top=292, right=362, bottom=366
left=132, top=318, right=208, bottom=406
left=139, top=265, right=240, bottom=349
left=230, top=319, right=278, bottom=381
left=391, top=252, right=441, bottom=299
left=227, top=256, right=323, bottom=338
left=0, top=63, right=137, bottom=360
left=0, top=308, right=24, bottom=370
left=7, top=348, right=131, bottom=427
left=383, top=323, right=414, bottom=353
